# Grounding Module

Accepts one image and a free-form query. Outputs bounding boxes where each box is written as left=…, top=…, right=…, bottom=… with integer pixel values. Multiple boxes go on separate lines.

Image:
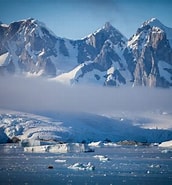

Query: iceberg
left=24, top=143, right=93, bottom=153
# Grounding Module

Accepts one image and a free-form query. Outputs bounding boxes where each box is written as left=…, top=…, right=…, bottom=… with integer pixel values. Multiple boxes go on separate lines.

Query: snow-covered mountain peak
left=103, top=22, right=127, bottom=41
left=27, top=18, right=55, bottom=32
left=127, top=18, right=172, bottom=87
left=142, top=18, right=164, bottom=28
left=85, top=22, right=127, bottom=42
left=23, top=17, right=35, bottom=22
left=103, top=22, right=113, bottom=30
left=141, top=18, right=172, bottom=47
left=0, top=22, right=8, bottom=27
left=17, top=17, right=44, bottom=26
left=0, top=18, right=172, bottom=87
left=128, top=18, right=169, bottom=49
left=4, top=18, right=57, bottom=40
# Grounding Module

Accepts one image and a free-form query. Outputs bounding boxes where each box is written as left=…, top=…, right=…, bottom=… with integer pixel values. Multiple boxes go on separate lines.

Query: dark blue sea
left=0, top=144, right=172, bottom=185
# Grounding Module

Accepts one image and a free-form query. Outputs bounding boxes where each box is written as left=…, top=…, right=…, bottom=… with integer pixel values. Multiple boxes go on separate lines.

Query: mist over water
left=0, top=76, right=171, bottom=113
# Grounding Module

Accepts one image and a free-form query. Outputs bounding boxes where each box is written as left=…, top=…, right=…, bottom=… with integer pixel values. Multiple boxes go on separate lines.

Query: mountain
left=55, top=22, right=133, bottom=86
left=128, top=18, right=172, bottom=87
left=0, top=18, right=172, bottom=87
left=0, top=18, right=79, bottom=77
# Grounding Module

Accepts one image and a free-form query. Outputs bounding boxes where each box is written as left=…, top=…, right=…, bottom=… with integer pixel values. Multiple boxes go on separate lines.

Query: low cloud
left=0, top=76, right=171, bottom=113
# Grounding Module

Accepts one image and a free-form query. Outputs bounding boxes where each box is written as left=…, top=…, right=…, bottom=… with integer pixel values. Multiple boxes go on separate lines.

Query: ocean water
left=0, top=144, right=172, bottom=185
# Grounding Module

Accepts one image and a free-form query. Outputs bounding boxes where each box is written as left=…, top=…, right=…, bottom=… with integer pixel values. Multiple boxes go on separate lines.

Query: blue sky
left=0, top=0, right=172, bottom=39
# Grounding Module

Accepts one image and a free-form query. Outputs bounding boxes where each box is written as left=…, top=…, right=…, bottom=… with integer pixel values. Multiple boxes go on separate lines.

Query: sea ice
left=55, top=159, right=66, bottom=163
left=88, top=141, right=103, bottom=147
left=159, top=140, right=172, bottom=148
left=93, top=155, right=110, bottom=162
left=68, top=162, right=95, bottom=171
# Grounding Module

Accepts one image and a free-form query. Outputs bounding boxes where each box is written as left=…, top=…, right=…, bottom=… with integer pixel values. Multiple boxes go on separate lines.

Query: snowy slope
left=0, top=109, right=172, bottom=144
left=52, top=61, right=106, bottom=85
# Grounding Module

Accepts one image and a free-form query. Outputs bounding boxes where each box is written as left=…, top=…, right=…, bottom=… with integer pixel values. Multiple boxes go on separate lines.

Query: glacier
left=0, top=109, right=172, bottom=145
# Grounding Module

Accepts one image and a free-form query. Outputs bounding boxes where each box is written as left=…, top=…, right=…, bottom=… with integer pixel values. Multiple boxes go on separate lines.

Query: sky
left=0, top=0, right=172, bottom=39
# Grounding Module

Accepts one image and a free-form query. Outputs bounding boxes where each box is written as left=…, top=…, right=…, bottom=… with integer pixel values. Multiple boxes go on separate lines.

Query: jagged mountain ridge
left=0, top=18, right=172, bottom=87
left=128, top=18, right=172, bottom=87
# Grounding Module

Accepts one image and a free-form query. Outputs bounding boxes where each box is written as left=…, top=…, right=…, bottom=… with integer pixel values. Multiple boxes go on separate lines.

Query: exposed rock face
left=0, top=19, right=77, bottom=77
left=128, top=22, right=172, bottom=87
left=67, top=22, right=131, bottom=86
left=0, top=18, right=172, bottom=87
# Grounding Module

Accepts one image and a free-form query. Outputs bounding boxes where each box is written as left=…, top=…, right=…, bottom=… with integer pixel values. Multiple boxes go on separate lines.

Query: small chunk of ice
left=93, top=155, right=109, bottom=162
left=55, top=159, right=66, bottom=163
left=68, top=162, right=95, bottom=171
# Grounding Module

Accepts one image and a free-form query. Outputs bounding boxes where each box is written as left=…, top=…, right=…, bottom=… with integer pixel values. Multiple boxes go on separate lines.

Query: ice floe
left=55, top=159, right=66, bottom=163
left=159, top=140, right=172, bottom=148
left=93, top=155, right=110, bottom=162
left=68, top=162, right=95, bottom=171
